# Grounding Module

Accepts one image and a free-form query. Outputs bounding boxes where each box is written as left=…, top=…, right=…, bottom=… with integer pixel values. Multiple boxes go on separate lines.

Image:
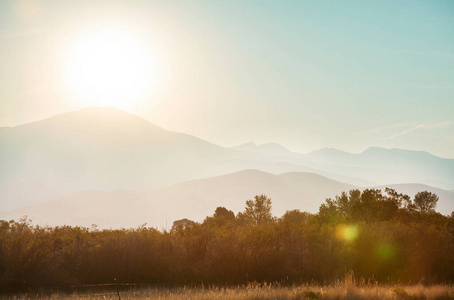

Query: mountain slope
left=303, top=147, right=454, bottom=189
left=3, top=169, right=453, bottom=229
left=0, top=108, right=340, bottom=212
left=0, top=107, right=237, bottom=212
left=230, top=142, right=294, bottom=156
left=231, top=143, right=454, bottom=190
left=1, top=170, right=355, bottom=228
left=0, top=107, right=376, bottom=213
left=1, top=107, right=453, bottom=214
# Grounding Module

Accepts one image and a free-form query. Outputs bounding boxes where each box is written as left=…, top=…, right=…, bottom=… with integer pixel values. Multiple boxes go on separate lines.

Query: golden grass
left=6, top=282, right=454, bottom=299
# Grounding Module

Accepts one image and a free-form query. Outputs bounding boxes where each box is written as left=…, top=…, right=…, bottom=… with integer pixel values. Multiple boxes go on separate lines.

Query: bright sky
left=1, top=0, right=453, bottom=157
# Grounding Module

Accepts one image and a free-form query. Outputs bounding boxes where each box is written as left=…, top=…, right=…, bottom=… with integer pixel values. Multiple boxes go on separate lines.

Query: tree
left=242, top=195, right=274, bottom=226
left=214, top=207, right=235, bottom=220
left=318, top=198, right=341, bottom=223
left=279, top=209, right=311, bottom=225
left=413, top=191, right=438, bottom=213
left=171, top=218, right=196, bottom=232
left=204, top=207, right=236, bottom=227
left=385, top=187, right=411, bottom=209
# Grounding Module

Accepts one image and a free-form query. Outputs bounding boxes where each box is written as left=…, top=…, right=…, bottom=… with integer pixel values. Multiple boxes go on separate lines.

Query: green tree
left=318, top=189, right=361, bottom=222
left=318, top=198, right=341, bottom=223
left=413, top=191, right=439, bottom=213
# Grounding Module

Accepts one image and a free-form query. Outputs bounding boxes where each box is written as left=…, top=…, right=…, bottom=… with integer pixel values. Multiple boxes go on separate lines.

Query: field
left=5, top=282, right=454, bottom=300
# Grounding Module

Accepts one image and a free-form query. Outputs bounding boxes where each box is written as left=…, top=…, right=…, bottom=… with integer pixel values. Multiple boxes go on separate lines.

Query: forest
left=1, top=188, right=453, bottom=293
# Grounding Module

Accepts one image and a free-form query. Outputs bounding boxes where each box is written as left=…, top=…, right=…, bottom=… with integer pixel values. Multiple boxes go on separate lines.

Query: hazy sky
left=1, top=0, right=453, bottom=157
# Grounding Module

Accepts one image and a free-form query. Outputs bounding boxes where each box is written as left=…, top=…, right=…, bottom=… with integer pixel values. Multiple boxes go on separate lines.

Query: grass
left=5, top=282, right=454, bottom=300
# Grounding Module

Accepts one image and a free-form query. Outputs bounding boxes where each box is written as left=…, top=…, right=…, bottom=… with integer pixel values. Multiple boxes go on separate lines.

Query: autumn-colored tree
left=171, top=218, right=196, bottom=232
left=240, top=194, right=274, bottom=226
left=1, top=189, right=453, bottom=293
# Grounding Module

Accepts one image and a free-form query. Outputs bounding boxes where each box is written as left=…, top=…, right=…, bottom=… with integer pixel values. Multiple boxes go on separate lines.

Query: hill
left=304, top=147, right=454, bottom=189
left=0, top=107, right=233, bottom=211
left=1, top=107, right=453, bottom=214
left=2, top=107, right=328, bottom=212
left=1, top=170, right=355, bottom=228
left=232, top=143, right=454, bottom=190
left=3, top=170, right=453, bottom=229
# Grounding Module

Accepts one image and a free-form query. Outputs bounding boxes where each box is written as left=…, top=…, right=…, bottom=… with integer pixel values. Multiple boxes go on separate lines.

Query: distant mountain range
left=231, top=142, right=294, bottom=156
left=2, top=169, right=453, bottom=229
left=0, top=107, right=286, bottom=211
left=231, top=143, right=454, bottom=190
left=305, top=147, right=454, bottom=189
left=1, top=107, right=453, bottom=223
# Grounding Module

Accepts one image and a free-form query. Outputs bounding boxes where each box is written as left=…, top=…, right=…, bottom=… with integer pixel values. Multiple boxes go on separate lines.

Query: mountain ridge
left=1, top=107, right=453, bottom=215
left=2, top=169, right=453, bottom=229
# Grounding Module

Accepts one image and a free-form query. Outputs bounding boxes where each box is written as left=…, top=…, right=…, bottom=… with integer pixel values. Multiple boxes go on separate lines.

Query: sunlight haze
left=2, top=1, right=454, bottom=294
left=63, top=26, right=156, bottom=109
left=0, top=0, right=453, bottom=157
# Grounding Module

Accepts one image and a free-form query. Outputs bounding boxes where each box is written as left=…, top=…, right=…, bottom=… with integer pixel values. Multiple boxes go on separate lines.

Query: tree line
left=1, top=189, right=453, bottom=292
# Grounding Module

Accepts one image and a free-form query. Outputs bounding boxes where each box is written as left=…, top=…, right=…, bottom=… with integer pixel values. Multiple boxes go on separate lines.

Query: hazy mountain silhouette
left=231, top=142, right=294, bottom=156
left=2, top=169, right=453, bottom=229
left=0, top=107, right=238, bottom=211
left=304, top=147, right=454, bottom=189
left=1, top=107, right=453, bottom=214
left=231, top=144, right=454, bottom=190
left=0, top=107, right=364, bottom=213
left=1, top=170, right=355, bottom=228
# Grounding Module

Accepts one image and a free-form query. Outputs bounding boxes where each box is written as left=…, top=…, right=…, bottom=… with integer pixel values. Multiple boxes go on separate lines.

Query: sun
left=63, top=27, right=155, bottom=109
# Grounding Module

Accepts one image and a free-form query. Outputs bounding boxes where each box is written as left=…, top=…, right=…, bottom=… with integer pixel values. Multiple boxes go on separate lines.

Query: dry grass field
left=5, top=282, right=454, bottom=300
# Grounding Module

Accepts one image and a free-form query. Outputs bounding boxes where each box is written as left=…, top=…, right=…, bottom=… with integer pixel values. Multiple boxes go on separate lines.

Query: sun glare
left=63, top=27, right=155, bottom=109
left=335, top=224, right=359, bottom=242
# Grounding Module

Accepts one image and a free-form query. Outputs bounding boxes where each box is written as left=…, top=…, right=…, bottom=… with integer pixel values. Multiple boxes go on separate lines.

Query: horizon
left=2, top=105, right=453, bottom=159
left=3, top=101, right=454, bottom=222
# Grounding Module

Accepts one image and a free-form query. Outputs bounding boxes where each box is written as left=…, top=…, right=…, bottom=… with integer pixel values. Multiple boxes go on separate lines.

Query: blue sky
left=1, top=0, right=453, bottom=157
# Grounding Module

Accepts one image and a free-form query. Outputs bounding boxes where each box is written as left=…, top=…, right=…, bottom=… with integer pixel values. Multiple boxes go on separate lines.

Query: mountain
left=0, top=107, right=353, bottom=213
left=1, top=107, right=453, bottom=214
left=230, top=142, right=294, bottom=156
left=0, top=107, right=235, bottom=212
left=305, top=147, right=358, bottom=164
left=2, top=169, right=453, bottom=229
left=1, top=170, right=355, bottom=228
left=230, top=143, right=454, bottom=190
left=304, top=147, right=454, bottom=189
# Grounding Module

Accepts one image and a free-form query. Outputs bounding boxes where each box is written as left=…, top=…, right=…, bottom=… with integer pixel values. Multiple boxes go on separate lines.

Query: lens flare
left=335, top=224, right=359, bottom=242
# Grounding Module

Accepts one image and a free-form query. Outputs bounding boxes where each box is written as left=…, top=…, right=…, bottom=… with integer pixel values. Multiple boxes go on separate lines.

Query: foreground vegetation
left=5, top=282, right=454, bottom=299
left=1, top=188, right=453, bottom=295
